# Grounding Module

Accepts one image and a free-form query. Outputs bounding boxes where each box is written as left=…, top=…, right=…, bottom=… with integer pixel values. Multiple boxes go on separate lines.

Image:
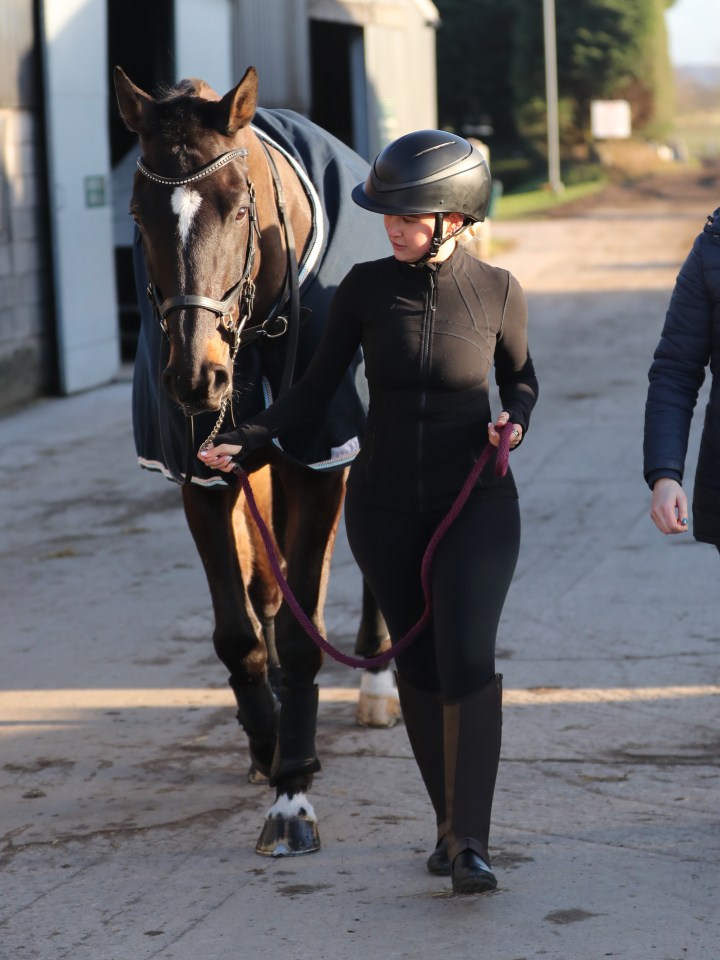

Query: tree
left=434, top=0, right=676, bottom=153
left=434, top=0, right=519, bottom=140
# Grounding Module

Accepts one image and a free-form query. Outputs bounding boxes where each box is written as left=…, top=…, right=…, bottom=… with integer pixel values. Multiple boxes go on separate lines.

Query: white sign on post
left=591, top=100, right=632, bottom=140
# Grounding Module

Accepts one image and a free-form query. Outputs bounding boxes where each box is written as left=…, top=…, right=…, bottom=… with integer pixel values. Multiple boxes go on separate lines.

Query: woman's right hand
left=198, top=442, right=242, bottom=473
left=650, top=478, right=688, bottom=534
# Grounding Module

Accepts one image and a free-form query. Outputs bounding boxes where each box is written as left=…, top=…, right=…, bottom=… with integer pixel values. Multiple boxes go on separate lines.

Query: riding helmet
left=352, top=130, right=492, bottom=222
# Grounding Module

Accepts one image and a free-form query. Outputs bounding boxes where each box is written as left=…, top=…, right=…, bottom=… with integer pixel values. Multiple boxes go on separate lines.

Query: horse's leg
left=255, top=464, right=345, bottom=857
left=181, top=471, right=280, bottom=780
left=243, top=471, right=283, bottom=696
left=354, top=580, right=400, bottom=729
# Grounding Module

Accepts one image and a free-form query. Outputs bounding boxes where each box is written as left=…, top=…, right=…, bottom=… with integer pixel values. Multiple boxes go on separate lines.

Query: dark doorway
left=310, top=20, right=367, bottom=157
left=108, top=0, right=174, bottom=360
left=108, top=0, right=174, bottom=165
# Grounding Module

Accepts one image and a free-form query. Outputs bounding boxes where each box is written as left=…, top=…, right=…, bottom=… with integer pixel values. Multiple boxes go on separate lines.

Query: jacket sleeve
left=494, top=272, right=539, bottom=433
left=643, top=234, right=713, bottom=487
left=216, top=268, right=363, bottom=453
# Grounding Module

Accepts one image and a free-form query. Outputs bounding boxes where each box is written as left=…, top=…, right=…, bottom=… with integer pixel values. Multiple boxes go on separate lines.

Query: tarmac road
left=1, top=166, right=719, bottom=960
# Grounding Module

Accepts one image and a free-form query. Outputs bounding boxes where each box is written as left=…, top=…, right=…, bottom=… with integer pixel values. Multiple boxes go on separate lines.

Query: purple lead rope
left=233, top=423, right=513, bottom=669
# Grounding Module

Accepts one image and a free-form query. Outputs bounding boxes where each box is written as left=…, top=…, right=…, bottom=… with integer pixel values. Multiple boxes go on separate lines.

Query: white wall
left=40, top=0, right=119, bottom=394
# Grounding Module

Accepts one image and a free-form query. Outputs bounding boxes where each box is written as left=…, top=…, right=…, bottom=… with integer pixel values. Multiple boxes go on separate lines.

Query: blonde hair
left=456, top=220, right=489, bottom=261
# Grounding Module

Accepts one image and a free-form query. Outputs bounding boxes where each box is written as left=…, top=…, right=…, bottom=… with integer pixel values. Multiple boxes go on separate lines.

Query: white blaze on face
left=171, top=186, right=202, bottom=246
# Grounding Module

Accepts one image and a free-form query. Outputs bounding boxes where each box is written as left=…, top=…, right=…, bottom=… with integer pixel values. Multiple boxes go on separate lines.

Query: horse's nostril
left=211, top=366, right=230, bottom=393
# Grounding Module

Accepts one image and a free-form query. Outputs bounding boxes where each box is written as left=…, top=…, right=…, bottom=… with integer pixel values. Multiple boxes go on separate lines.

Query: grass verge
left=495, top=178, right=608, bottom=221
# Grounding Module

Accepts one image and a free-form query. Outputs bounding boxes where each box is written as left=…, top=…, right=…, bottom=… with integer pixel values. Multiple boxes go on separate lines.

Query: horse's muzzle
left=162, top=362, right=230, bottom=414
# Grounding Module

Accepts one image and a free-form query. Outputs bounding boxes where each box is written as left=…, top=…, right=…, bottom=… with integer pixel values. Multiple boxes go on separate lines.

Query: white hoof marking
left=266, top=792, right=317, bottom=822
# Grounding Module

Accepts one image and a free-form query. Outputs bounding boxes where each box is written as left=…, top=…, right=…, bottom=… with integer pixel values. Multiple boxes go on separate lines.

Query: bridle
left=135, top=139, right=304, bottom=475
left=137, top=147, right=260, bottom=356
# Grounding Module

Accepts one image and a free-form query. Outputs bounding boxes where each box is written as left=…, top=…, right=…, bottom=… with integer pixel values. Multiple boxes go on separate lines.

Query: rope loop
left=235, top=421, right=513, bottom=669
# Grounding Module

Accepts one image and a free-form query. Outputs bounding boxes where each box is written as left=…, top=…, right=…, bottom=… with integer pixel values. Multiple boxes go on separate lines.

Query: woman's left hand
left=198, top=442, right=242, bottom=473
left=488, top=412, right=523, bottom=449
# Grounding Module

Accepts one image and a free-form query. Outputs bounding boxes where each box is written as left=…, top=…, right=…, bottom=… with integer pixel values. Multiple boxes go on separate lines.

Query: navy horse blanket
left=131, top=109, right=387, bottom=487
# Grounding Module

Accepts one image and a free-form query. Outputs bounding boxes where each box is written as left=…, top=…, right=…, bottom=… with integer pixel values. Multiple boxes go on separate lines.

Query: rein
left=231, top=423, right=514, bottom=670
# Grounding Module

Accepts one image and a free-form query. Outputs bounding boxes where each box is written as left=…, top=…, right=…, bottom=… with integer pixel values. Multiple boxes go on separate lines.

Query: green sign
left=84, top=176, right=106, bottom=208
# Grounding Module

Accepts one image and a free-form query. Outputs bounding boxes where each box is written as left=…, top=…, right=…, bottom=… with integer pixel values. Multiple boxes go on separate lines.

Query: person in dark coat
left=644, top=209, right=720, bottom=548
left=200, top=130, right=539, bottom=893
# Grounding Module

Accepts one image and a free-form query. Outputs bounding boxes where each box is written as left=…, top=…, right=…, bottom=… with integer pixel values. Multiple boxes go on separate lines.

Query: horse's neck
left=250, top=138, right=312, bottom=316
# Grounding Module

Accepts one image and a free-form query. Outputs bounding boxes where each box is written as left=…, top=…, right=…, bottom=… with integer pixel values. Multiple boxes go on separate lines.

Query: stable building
left=0, top=0, right=439, bottom=412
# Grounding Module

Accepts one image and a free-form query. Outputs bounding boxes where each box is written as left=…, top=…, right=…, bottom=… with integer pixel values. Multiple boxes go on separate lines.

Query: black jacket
left=222, top=248, right=538, bottom=512
left=644, top=208, right=720, bottom=544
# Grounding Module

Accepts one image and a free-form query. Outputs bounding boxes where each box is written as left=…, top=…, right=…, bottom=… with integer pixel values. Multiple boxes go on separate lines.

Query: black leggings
left=344, top=488, right=520, bottom=700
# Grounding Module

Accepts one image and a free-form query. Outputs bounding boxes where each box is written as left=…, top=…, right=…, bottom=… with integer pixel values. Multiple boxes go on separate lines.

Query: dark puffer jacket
left=644, top=208, right=720, bottom=544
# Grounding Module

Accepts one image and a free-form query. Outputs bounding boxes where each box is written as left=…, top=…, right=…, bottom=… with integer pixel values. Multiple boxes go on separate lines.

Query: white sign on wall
left=591, top=100, right=632, bottom=140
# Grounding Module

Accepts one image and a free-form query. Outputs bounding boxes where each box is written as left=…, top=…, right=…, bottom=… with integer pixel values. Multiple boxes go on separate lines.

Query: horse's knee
left=212, top=626, right=266, bottom=680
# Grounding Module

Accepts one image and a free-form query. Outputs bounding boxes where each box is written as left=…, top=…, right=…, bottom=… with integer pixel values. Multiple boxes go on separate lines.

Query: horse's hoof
left=247, top=763, right=270, bottom=785
left=256, top=816, right=321, bottom=856
left=256, top=792, right=321, bottom=856
left=356, top=670, right=401, bottom=728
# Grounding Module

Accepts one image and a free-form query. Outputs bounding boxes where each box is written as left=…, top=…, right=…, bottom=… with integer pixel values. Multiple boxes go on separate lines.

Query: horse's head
left=115, top=66, right=262, bottom=415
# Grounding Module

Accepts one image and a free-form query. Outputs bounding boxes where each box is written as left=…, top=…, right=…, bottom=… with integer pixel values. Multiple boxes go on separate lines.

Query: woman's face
left=383, top=214, right=436, bottom=262
left=383, top=212, right=463, bottom=262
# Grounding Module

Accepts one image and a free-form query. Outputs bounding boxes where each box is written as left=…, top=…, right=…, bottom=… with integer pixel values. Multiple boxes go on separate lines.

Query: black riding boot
left=270, top=682, right=322, bottom=786
left=229, top=675, right=279, bottom=780
left=396, top=674, right=450, bottom=876
left=444, top=673, right=503, bottom=894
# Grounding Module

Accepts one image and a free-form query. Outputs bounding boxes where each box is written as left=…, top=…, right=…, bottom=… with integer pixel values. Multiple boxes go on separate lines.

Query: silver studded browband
left=136, top=148, right=249, bottom=187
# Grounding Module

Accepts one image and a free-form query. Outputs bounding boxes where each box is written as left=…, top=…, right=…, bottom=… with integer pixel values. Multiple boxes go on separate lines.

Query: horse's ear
left=114, top=66, right=154, bottom=135
left=213, top=66, right=258, bottom=136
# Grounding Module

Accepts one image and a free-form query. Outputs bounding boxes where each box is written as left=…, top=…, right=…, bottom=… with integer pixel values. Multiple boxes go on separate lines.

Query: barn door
left=310, top=19, right=369, bottom=160
left=107, top=0, right=174, bottom=360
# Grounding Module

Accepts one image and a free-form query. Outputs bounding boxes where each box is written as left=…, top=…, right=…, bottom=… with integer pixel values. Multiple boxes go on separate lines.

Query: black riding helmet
left=352, top=130, right=492, bottom=262
left=352, top=129, right=491, bottom=221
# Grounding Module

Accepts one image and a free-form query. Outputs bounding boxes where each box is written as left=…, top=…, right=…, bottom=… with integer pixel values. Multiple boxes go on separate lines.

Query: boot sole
left=452, top=873, right=497, bottom=894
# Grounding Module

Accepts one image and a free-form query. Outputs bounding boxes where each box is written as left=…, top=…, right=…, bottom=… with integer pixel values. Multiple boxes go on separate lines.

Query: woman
left=644, top=208, right=720, bottom=551
left=200, top=130, right=539, bottom=893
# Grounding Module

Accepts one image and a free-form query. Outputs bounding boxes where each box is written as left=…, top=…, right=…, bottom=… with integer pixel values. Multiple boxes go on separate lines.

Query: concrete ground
left=1, top=166, right=719, bottom=960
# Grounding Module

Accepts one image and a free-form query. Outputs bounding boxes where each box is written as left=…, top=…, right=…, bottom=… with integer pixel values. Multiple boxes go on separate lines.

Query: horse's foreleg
left=255, top=466, right=345, bottom=857
left=354, top=579, right=400, bottom=728
left=181, top=475, right=279, bottom=778
left=243, top=472, right=284, bottom=695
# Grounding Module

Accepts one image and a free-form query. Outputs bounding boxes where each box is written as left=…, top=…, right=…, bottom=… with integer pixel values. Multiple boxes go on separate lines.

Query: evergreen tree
left=435, top=0, right=519, bottom=140
left=435, top=0, right=676, bottom=150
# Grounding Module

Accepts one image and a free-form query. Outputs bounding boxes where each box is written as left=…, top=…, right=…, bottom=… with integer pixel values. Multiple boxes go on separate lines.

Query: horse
left=114, top=65, right=399, bottom=856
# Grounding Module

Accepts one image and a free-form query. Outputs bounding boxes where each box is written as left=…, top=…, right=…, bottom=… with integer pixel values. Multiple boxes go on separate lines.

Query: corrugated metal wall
left=314, top=0, right=438, bottom=156
left=232, top=0, right=438, bottom=150
left=0, top=0, right=54, bottom=411
left=234, top=0, right=311, bottom=112
left=0, top=0, right=37, bottom=108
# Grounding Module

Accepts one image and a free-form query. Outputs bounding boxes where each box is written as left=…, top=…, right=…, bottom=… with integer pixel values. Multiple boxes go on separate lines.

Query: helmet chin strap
left=410, top=213, right=468, bottom=267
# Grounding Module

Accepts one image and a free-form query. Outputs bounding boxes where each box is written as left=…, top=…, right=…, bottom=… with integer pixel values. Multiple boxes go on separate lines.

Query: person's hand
left=198, top=442, right=242, bottom=473
left=650, top=477, right=688, bottom=534
left=488, top=412, right=523, bottom=449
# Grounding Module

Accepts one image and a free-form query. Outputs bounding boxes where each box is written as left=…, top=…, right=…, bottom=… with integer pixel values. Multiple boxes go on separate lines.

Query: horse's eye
left=236, top=207, right=248, bottom=223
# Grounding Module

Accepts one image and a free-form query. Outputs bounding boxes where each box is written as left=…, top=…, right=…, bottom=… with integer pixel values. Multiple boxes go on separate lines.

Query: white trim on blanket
left=251, top=124, right=325, bottom=287
left=262, top=376, right=360, bottom=471
left=138, top=457, right=230, bottom=487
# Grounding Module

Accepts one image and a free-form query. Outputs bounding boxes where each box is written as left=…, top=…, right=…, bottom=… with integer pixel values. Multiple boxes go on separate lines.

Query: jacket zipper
left=417, top=269, right=437, bottom=506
